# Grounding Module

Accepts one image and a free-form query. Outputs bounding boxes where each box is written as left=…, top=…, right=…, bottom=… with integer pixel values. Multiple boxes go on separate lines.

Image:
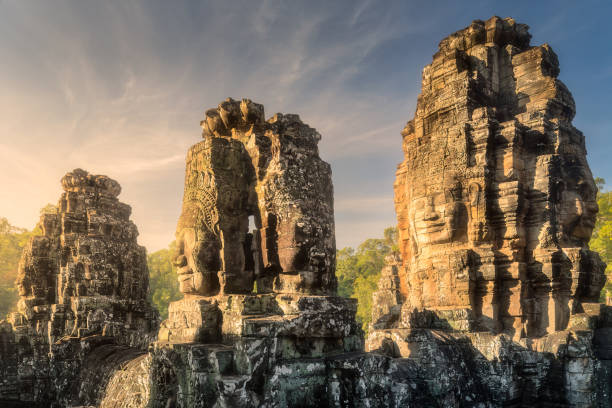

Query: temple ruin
left=365, top=17, right=612, bottom=407
left=150, top=98, right=360, bottom=406
left=1, top=15, right=612, bottom=408
left=367, top=15, right=606, bottom=342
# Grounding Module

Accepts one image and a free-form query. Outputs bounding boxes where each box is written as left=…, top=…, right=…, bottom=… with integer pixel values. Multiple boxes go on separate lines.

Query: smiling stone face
left=173, top=165, right=221, bottom=296
left=409, top=182, right=468, bottom=250
left=174, top=225, right=221, bottom=296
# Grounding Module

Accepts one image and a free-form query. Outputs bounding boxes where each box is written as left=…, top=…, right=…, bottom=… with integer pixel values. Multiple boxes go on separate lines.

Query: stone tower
left=369, top=16, right=605, bottom=340
left=0, top=169, right=158, bottom=405
left=173, top=98, right=337, bottom=299
left=152, top=99, right=360, bottom=407
left=14, top=168, right=158, bottom=344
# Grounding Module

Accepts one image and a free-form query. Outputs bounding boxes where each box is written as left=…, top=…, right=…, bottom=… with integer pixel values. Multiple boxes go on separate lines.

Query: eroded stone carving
left=0, top=169, right=158, bottom=406
left=160, top=98, right=349, bottom=347
left=369, top=16, right=606, bottom=340
left=173, top=97, right=336, bottom=300
left=174, top=137, right=255, bottom=296
left=14, top=169, right=157, bottom=342
left=4, top=17, right=612, bottom=408
left=155, top=99, right=361, bottom=407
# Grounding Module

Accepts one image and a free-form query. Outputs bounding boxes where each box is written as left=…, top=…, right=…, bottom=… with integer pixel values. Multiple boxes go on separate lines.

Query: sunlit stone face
left=408, top=183, right=467, bottom=253
left=367, top=17, right=608, bottom=343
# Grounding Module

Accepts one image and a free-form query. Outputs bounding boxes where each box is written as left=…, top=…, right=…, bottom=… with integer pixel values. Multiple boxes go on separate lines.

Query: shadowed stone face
left=556, top=160, right=598, bottom=243
left=173, top=98, right=337, bottom=297
left=174, top=137, right=253, bottom=296
left=174, top=222, right=221, bottom=295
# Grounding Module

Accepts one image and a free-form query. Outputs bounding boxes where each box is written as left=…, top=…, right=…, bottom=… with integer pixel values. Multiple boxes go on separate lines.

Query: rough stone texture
left=174, top=98, right=336, bottom=299
left=142, top=86, right=612, bottom=407
left=364, top=16, right=612, bottom=408
left=14, top=169, right=157, bottom=344
left=159, top=98, right=349, bottom=351
left=99, top=353, right=151, bottom=408
left=150, top=99, right=361, bottom=407
left=0, top=169, right=158, bottom=407
left=370, top=16, right=605, bottom=336
left=3, top=17, right=612, bottom=408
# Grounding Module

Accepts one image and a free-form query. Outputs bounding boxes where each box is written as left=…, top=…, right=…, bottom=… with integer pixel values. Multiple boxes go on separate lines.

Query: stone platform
left=158, top=294, right=362, bottom=352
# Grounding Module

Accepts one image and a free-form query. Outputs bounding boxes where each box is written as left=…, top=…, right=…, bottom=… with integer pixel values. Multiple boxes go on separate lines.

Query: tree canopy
left=336, top=227, right=398, bottom=333
left=0, top=218, right=38, bottom=319
left=590, top=178, right=612, bottom=302
left=147, top=242, right=182, bottom=319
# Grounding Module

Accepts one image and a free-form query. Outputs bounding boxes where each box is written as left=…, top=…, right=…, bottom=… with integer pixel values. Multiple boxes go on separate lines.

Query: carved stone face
left=16, top=275, right=29, bottom=297
left=409, top=184, right=467, bottom=251
left=174, top=206, right=221, bottom=296
left=557, top=164, right=598, bottom=243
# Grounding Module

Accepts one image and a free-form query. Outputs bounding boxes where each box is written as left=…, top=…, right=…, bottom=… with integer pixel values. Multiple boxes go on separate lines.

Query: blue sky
left=1, top=0, right=611, bottom=251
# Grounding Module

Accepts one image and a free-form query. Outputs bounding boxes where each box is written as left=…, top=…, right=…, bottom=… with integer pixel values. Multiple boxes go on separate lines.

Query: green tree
left=336, top=227, right=398, bottom=333
left=590, top=178, right=612, bottom=302
left=336, top=247, right=358, bottom=298
left=147, top=241, right=182, bottom=319
left=0, top=217, right=39, bottom=319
